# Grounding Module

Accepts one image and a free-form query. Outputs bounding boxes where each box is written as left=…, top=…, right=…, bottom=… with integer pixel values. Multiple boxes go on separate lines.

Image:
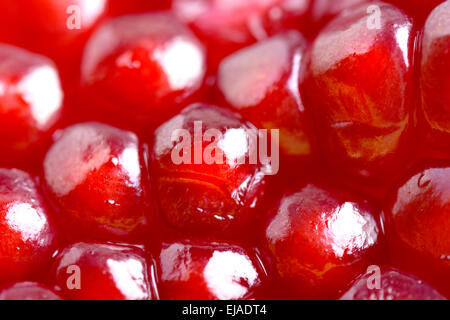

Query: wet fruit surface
left=301, top=2, right=415, bottom=186
left=0, top=0, right=108, bottom=83
left=81, top=12, right=206, bottom=132
left=172, top=0, right=311, bottom=69
left=384, top=165, right=450, bottom=297
left=340, top=267, right=446, bottom=300
left=158, top=240, right=267, bottom=300
left=217, top=31, right=314, bottom=159
left=43, top=122, right=150, bottom=241
left=263, top=184, right=384, bottom=299
left=151, top=103, right=270, bottom=236
left=0, top=0, right=447, bottom=301
left=50, top=242, right=157, bottom=300
left=0, top=44, right=63, bottom=169
left=0, top=169, right=57, bottom=283
left=419, top=1, right=450, bottom=159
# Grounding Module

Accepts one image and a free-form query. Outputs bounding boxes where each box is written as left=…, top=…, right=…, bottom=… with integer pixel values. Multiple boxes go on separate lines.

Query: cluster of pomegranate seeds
left=0, top=0, right=448, bottom=301
left=0, top=0, right=108, bottom=86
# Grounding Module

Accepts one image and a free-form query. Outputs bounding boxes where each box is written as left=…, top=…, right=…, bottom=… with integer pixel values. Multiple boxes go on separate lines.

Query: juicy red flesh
left=43, top=122, right=150, bottom=241
left=0, top=44, right=63, bottom=169
left=0, top=282, right=62, bottom=300
left=263, top=184, right=384, bottom=299
left=384, top=165, right=450, bottom=297
left=217, top=31, right=314, bottom=161
left=158, top=241, right=267, bottom=300
left=301, top=2, right=415, bottom=189
left=80, top=12, right=206, bottom=132
left=50, top=242, right=157, bottom=300
left=340, top=267, right=446, bottom=300
left=0, top=169, right=57, bottom=284
left=172, top=0, right=311, bottom=70
left=151, top=103, right=269, bottom=236
left=419, top=1, right=450, bottom=160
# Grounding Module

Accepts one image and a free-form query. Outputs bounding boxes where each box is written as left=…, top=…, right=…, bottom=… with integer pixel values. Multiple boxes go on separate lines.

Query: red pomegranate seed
left=158, top=241, right=267, bottom=300
left=43, top=122, right=150, bottom=241
left=0, top=169, right=58, bottom=283
left=263, top=184, right=384, bottom=299
left=81, top=12, right=206, bottom=132
left=50, top=242, right=158, bottom=300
